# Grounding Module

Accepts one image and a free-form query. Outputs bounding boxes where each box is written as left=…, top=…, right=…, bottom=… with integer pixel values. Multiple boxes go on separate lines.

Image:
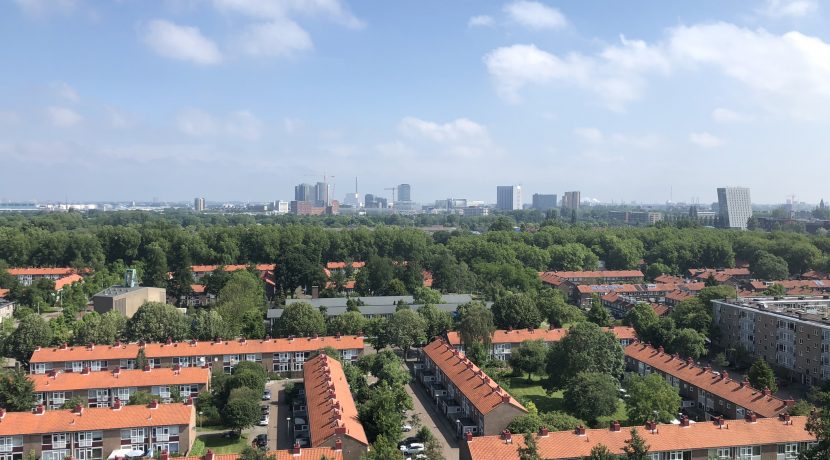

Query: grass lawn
left=506, top=376, right=630, bottom=426
left=190, top=433, right=250, bottom=456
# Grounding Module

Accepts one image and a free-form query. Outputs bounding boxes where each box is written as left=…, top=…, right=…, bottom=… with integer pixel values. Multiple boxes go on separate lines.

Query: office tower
left=194, top=197, right=205, bottom=212
left=717, top=187, right=752, bottom=229
left=376, top=197, right=388, bottom=209
left=397, top=184, right=412, bottom=202
left=496, top=185, right=522, bottom=211
left=532, top=194, right=558, bottom=211
left=562, top=191, right=581, bottom=211
left=365, top=194, right=375, bottom=208
left=294, top=183, right=314, bottom=202
left=315, top=182, right=329, bottom=206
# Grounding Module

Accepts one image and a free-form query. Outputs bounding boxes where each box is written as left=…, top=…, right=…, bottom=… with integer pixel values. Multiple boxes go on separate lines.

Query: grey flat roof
left=284, top=294, right=472, bottom=308
left=268, top=303, right=461, bottom=319
left=92, top=285, right=147, bottom=298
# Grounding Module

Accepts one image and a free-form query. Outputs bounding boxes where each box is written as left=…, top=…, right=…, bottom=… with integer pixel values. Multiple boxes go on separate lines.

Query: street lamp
left=286, top=417, right=291, bottom=438
left=198, top=411, right=203, bottom=429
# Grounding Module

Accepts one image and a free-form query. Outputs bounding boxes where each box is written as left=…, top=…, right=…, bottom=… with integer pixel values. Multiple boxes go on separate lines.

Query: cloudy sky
left=2, top=0, right=829, bottom=205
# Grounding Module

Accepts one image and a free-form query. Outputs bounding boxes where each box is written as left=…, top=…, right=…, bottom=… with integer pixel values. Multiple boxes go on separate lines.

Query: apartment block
left=625, top=343, right=794, bottom=421
left=28, top=336, right=364, bottom=378
left=6, top=268, right=77, bottom=286
left=446, top=326, right=636, bottom=361
left=417, top=339, right=528, bottom=438
left=92, top=286, right=167, bottom=318
left=574, top=282, right=705, bottom=308
left=294, top=354, right=368, bottom=460
left=31, top=367, right=210, bottom=410
left=461, top=415, right=815, bottom=460
left=0, top=402, right=194, bottom=460
left=712, top=296, right=830, bottom=385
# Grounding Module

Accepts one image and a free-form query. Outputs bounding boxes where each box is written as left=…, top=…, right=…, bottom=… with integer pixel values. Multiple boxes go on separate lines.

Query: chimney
left=785, top=399, right=795, bottom=407
left=763, top=387, right=772, bottom=397
left=115, top=340, right=122, bottom=347
left=160, top=451, right=169, bottom=460
left=722, top=371, right=729, bottom=381
left=575, top=426, right=586, bottom=436
left=741, top=378, right=749, bottom=388
left=204, top=450, right=214, bottom=460
left=686, top=357, right=694, bottom=366
left=610, top=421, right=621, bottom=432
left=501, top=430, right=512, bottom=443
left=465, top=431, right=473, bottom=442
left=745, top=411, right=757, bottom=423
left=113, top=368, right=121, bottom=377
left=679, top=416, right=689, bottom=427
left=780, top=413, right=791, bottom=423
left=190, top=340, right=197, bottom=347
left=185, top=396, right=194, bottom=406
left=149, top=400, right=159, bottom=409
left=139, top=340, right=146, bottom=347
left=501, top=393, right=511, bottom=403
left=292, top=442, right=302, bottom=455
left=0, top=408, right=5, bottom=419
left=87, top=342, right=95, bottom=350
left=48, top=369, right=58, bottom=378
left=645, top=421, right=656, bottom=431
left=334, top=439, right=343, bottom=451
left=714, top=416, right=725, bottom=428
left=173, top=364, right=181, bottom=372
left=81, top=367, right=90, bottom=375
left=73, top=404, right=83, bottom=415
left=144, top=365, right=151, bottom=372
left=657, top=346, right=664, bottom=354
left=34, top=405, right=45, bottom=415
left=335, top=426, right=347, bottom=435
left=166, top=337, right=173, bottom=345
left=538, top=427, right=549, bottom=437
left=112, top=398, right=122, bottom=410
left=61, top=343, right=68, bottom=350
left=704, top=365, right=711, bottom=373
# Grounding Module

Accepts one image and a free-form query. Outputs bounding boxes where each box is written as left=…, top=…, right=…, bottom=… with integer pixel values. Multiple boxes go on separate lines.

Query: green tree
left=696, top=285, right=737, bottom=305
left=239, top=447, right=275, bottom=460
left=224, top=387, right=262, bottom=435
left=126, top=302, right=188, bottom=342
left=7, top=313, right=53, bottom=364
left=751, top=251, right=789, bottom=280
left=548, top=243, right=598, bottom=271
left=491, top=293, right=542, bottom=330
left=624, top=373, right=681, bottom=424
left=644, top=263, right=672, bottom=281
left=507, top=411, right=584, bottom=434
left=564, top=372, right=620, bottom=423
left=135, top=348, right=148, bottom=370
left=358, top=382, right=410, bottom=442
left=802, top=390, right=830, bottom=459
left=457, top=301, right=496, bottom=350
left=764, top=283, right=787, bottom=297
left=747, top=358, right=778, bottom=393
left=273, top=247, right=325, bottom=295
left=386, top=309, right=427, bottom=359
left=327, top=311, right=366, bottom=336
left=624, top=303, right=658, bottom=336
left=366, top=256, right=395, bottom=295
left=73, top=311, right=126, bottom=345
left=586, top=444, right=618, bottom=460
left=417, top=303, right=453, bottom=340
left=413, top=287, right=442, bottom=305
left=203, top=268, right=232, bottom=296
left=361, top=435, right=404, bottom=460
left=622, top=428, right=650, bottom=460
left=587, top=296, right=613, bottom=327
left=191, top=309, right=231, bottom=341
left=142, top=243, right=169, bottom=288
left=539, top=290, right=585, bottom=328
left=275, top=302, right=327, bottom=337
left=544, top=322, right=624, bottom=390
left=230, top=361, right=268, bottom=392
left=517, top=431, right=540, bottom=460
left=669, top=298, right=711, bottom=335
left=60, top=395, right=86, bottom=410
left=509, top=340, right=548, bottom=381
left=0, top=368, right=37, bottom=411
left=128, top=390, right=154, bottom=405
left=216, top=271, right=266, bottom=333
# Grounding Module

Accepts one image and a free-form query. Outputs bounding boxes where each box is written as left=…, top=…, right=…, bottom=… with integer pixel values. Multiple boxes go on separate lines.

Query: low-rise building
left=28, top=336, right=364, bottom=377
left=177, top=448, right=342, bottom=460
left=446, top=326, right=636, bottom=361
left=418, top=338, right=528, bottom=438
left=298, top=354, right=368, bottom=460
left=539, top=270, right=645, bottom=286
left=0, top=401, right=195, bottom=460
left=461, top=415, right=815, bottom=460
left=688, top=267, right=751, bottom=283
left=7, top=267, right=78, bottom=286
left=0, top=298, right=14, bottom=322
left=625, top=342, right=794, bottom=420
left=92, top=286, right=167, bottom=318
left=31, top=367, right=210, bottom=409
left=189, top=264, right=275, bottom=282
left=574, top=282, right=705, bottom=308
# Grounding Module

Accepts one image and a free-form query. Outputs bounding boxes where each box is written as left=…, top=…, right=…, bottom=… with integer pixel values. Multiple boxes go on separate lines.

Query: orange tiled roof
left=446, top=327, right=635, bottom=346
left=465, top=416, right=812, bottom=460
left=54, top=274, right=83, bottom=291
left=190, top=264, right=275, bottom=274
left=0, top=403, right=193, bottom=436
left=546, top=270, right=645, bottom=279
left=325, top=262, right=366, bottom=270
left=422, top=339, right=527, bottom=415
left=0, top=289, right=8, bottom=298
left=654, top=274, right=686, bottom=284
left=802, top=270, right=828, bottom=280
left=652, top=304, right=670, bottom=316
left=665, top=291, right=693, bottom=302
left=190, top=284, right=206, bottom=294
left=688, top=268, right=751, bottom=278
left=303, top=354, right=368, bottom=447
left=537, top=272, right=565, bottom=286
left=749, top=280, right=830, bottom=291
left=422, top=270, right=433, bottom=287
left=30, top=367, right=210, bottom=393
left=177, top=448, right=342, bottom=460
left=625, top=343, right=791, bottom=418
left=30, top=336, right=364, bottom=364
left=7, top=267, right=76, bottom=276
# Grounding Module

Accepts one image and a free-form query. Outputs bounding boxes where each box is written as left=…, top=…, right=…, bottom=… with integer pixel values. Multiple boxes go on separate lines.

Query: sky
left=2, top=0, right=830, bottom=205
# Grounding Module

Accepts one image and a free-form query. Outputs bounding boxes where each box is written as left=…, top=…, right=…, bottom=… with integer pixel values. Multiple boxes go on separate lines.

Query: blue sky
left=2, top=0, right=829, bottom=205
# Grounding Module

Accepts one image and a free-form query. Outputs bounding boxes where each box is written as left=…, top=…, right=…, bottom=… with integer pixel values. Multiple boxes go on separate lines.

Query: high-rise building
left=397, top=184, right=412, bottom=202
left=532, top=194, right=558, bottom=211
left=314, top=182, right=329, bottom=206
left=717, top=186, right=752, bottom=229
left=364, top=194, right=376, bottom=208
left=562, top=191, right=581, bottom=211
left=496, top=185, right=522, bottom=211
left=194, top=197, right=205, bottom=212
left=375, top=197, right=388, bottom=209
left=294, top=183, right=314, bottom=202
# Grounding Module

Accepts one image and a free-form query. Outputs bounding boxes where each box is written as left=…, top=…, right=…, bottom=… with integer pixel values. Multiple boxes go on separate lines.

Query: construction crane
left=302, top=172, right=335, bottom=205
left=384, top=187, right=396, bottom=204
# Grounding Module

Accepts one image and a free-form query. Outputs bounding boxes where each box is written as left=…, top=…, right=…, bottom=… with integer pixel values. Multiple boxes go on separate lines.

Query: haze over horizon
left=2, top=0, right=830, bottom=204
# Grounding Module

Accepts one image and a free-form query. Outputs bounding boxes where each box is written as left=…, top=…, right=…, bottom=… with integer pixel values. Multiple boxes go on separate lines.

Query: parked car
left=262, top=389, right=271, bottom=401
left=399, top=437, right=419, bottom=448
left=254, top=434, right=268, bottom=448
left=401, top=423, right=413, bottom=432
left=258, top=414, right=269, bottom=426
left=400, top=443, right=425, bottom=455
left=294, top=438, right=309, bottom=447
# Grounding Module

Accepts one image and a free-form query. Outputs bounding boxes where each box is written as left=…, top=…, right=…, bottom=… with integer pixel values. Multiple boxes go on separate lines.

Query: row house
left=575, top=282, right=705, bottom=308
left=28, top=335, right=364, bottom=378
left=188, top=264, right=275, bottom=282
left=446, top=326, right=637, bottom=361
left=625, top=342, right=794, bottom=421
left=0, top=402, right=194, bottom=460
left=688, top=267, right=751, bottom=284
left=417, top=338, right=527, bottom=438
left=31, top=367, right=210, bottom=409
left=538, top=270, right=645, bottom=300
left=600, top=293, right=670, bottom=319
left=300, top=354, right=368, bottom=460
left=745, top=280, right=830, bottom=296
left=178, top=447, right=342, bottom=460
left=461, top=414, right=815, bottom=460
left=6, top=268, right=78, bottom=286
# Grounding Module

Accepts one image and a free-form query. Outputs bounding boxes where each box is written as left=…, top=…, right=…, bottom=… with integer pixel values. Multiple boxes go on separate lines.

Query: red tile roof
left=190, top=264, right=275, bottom=274
left=465, top=416, right=812, bottom=460
left=665, top=291, right=693, bottom=303
left=537, top=272, right=565, bottom=286
left=0, top=403, right=193, bottom=436
left=325, top=262, right=366, bottom=270
left=748, top=280, right=830, bottom=291
left=7, top=267, right=76, bottom=276
left=422, top=339, right=527, bottom=415
left=545, top=270, right=645, bottom=279
left=654, top=275, right=686, bottom=284
left=54, top=274, right=83, bottom=291
left=30, top=367, right=210, bottom=393
left=652, top=304, right=670, bottom=316
left=30, top=336, right=364, bottom=364
left=0, top=289, right=8, bottom=298
left=688, top=268, right=751, bottom=278
left=446, top=327, right=636, bottom=346
left=177, top=449, right=342, bottom=460
left=801, top=270, right=828, bottom=280
left=190, top=284, right=206, bottom=294
left=302, top=354, right=368, bottom=447
left=625, top=343, right=791, bottom=418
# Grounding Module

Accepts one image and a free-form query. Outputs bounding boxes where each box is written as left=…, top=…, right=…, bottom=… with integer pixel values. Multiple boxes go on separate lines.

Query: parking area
left=404, top=376, right=460, bottom=460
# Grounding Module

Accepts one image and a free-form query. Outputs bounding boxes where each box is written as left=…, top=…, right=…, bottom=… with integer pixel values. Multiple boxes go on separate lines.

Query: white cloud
left=689, top=131, right=723, bottom=148
left=282, top=117, right=302, bottom=134
left=51, top=82, right=80, bottom=102
left=574, top=127, right=603, bottom=143
left=177, top=108, right=217, bottom=136
left=142, top=19, right=222, bottom=65
left=233, top=19, right=313, bottom=57
left=468, top=15, right=495, bottom=28
left=225, top=110, right=263, bottom=140
left=759, top=0, right=818, bottom=18
left=14, top=0, right=78, bottom=16
left=574, top=127, right=659, bottom=150
left=212, top=0, right=364, bottom=29
left=46, top=106, right=82, bottom=127
left=177, top=108, right=263, bottom=140
left=503, top=1, right=566, bottom=30
left=398, top=117, right=493, bottom=158
left=711, top=107, right=753, bottom=123
left=105, top=107, right=132, bottom=129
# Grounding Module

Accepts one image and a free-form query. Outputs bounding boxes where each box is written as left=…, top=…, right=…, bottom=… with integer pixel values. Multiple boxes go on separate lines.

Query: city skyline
left=3, top=1, right=830, bottom=203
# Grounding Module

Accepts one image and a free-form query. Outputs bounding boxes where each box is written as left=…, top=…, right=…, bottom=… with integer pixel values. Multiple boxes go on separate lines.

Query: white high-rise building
left=496, top=185, right=522, bottom=211
left=717, top=186, right=752, bottom=229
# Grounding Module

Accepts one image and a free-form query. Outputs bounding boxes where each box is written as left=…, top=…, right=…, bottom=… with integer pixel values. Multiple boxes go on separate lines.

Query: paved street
left=405, top=375, right=460, bottom=460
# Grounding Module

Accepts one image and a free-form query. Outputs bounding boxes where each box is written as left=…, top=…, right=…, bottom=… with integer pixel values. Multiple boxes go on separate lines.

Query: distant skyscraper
left=194, top=197, right=205, bottom=212
left=496, top=185, right=522, bottom=211
left=376, top=197, right=388, bottom=209
left=397, top=184, right=412, bottom=202
left=717, top=187, right=752, bottom=229
left=365, top=194, right=376, bottom=208
left=314, top=182, right=329, bottom=206
left=532, top=194, right=558, bottom=211
left=295, top=183, right=314, bottom=202
left=562, top=191, right=581, bottom=211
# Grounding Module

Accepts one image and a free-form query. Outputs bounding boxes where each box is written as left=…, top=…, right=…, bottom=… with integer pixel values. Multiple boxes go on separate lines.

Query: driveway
left=405, top=374, right=460, bottom=460
left=269, top=379, right=302, bottom=450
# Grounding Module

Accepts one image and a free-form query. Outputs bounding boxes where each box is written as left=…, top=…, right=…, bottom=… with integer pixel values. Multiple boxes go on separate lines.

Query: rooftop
left=93, top=285, right=154, bottom=298
left=302, top=354, right=368, bottom=447
left=422, top=338, right=527, bottom=415
left=714, top=296, right=830, bottom=327
left=465, top=416, right=812, bottom=460
left=190, top=264, right=276, bottom=273
left=30, top=367, right=211, bottom=392
left=7, top=267, right=76, bottom=276
left=543, top=270, right=645, bottom=279
left=177, top=448, right=342, bottom=460
left=446, top=326, right=635, bottom=346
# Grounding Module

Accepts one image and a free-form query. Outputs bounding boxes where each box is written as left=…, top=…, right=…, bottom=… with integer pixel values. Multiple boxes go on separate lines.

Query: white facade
left=717, top=187, right=752, bottom=229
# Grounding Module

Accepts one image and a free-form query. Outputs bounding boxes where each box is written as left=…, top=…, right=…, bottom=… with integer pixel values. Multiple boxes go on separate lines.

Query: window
left=116, top=388, right=135, bottom=402
left=42, top=450, right=70, bottom=460
left=148, top=358, right=160, bottom=368
left=273, top=362, right=289, bottom=373
left=51, top=433, right=68, bottom=449
left=75, top=432, right=102, bottom=448
left=179, top=385, right=199, bottom=398
left=74, top=448, right=103, bottom=460
left=121, top=428, right=146, bottom=444
left=121, top=359, right=135, bottom=370
left=50, top=392, right=66, bottom=407
left=0, top=437, right=21, bottom=453
left=778, top=443, right=799, bottom=458
left=709, top=448, right=730, bottom=459
left=31, top=363, right=47, bottom=374
left=737, top=446, right=761, bottom=459
left=668, top=452, right=690, bottom=460
left=274, top=353, right=291, bottom=362
left=90, top=361, right=106, bottom=371
left=69, top=361, right=84, bottom=372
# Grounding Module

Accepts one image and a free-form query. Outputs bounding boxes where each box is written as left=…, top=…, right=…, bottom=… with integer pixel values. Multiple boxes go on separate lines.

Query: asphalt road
left=405, top=374, right=460, bottom=460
